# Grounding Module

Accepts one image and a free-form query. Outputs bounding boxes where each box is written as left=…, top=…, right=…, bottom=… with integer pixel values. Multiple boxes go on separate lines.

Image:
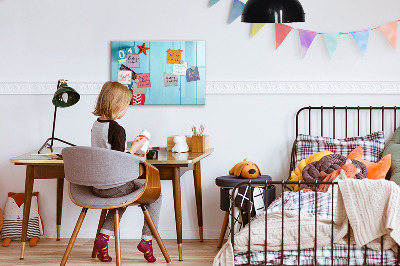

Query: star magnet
left=138, top=43, right=150, bottom=55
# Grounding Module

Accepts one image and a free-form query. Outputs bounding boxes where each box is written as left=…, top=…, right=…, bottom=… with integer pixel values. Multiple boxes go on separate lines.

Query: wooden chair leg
left=114, top=210, right=121, bottom=266
left=141, top=205, right=171, bottom=263
left=217, top=211, right=230, bottom=248
left=91, top=209, right=108, bottom=258
left=60, top=208, right=88, bottom=266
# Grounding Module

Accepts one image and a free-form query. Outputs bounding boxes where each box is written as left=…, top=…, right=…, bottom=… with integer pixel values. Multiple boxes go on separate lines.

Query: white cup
left=135, top=129, right=150, bottom=154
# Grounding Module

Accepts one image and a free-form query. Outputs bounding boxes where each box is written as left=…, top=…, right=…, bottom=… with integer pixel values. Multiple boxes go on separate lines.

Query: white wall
left=1, top=0, right=400, bottom=239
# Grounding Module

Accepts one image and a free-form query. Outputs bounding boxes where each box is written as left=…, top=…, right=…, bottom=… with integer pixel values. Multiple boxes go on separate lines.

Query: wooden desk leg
left=56, top=178, right=64, bottom=241
left=193, top=161, right=204, bottom=242
left=172, top=167, right=183, bottom=261
left=20, top=165, right=35, bottom=259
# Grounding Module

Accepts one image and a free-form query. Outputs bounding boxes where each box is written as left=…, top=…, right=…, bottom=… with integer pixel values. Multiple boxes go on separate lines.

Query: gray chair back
left=62, top=146, right=144, bottom=188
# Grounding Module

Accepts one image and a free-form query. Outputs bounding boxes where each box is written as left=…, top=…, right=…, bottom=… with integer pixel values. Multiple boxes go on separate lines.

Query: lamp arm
left=50, top=105, right=57, bottom=148
left=50, top=79, right=61, bottom=148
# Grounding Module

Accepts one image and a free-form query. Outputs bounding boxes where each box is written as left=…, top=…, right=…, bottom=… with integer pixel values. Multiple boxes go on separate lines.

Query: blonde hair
left=93, top=82, right=132, bottom=120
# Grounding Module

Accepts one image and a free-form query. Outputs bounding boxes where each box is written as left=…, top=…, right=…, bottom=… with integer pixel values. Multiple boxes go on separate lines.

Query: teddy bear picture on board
left=172, top=135, right=189, bottom=153
left=1, top=192, right=44, bottom=247
left=229, top=159, right=261, bottom=179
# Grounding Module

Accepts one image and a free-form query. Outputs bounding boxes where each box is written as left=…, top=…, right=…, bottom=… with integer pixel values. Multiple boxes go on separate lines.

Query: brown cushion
left=302, top=154, right=368, bottom=189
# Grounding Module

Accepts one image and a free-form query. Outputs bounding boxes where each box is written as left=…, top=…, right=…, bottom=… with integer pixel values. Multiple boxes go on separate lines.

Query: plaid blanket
left=234, top=191, right=397, bottom=265
left=235, top=244, right=397, bottom=265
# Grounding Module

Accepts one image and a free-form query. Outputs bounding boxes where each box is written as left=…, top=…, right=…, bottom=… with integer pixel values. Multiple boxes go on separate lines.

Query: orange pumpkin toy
left=229, top=159, right=261, bottom=179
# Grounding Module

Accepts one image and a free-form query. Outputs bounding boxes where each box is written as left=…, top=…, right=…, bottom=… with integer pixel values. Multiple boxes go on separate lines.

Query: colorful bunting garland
left=379, top=21, right=398, bottom=50
left=351, top=29, right=370, bottom=55
left=229, top=0, right=245, bottom=24
left=251, top=23, right=266, bottom=38
left=275, top=23, right=292, bottom=49
left=209, top=1, right=399, bottom=58
left=209, top=0, right=220, bottom=8
left=323, top=33, right=341, bottom=58
left=298, top=30, right=317, bottom=58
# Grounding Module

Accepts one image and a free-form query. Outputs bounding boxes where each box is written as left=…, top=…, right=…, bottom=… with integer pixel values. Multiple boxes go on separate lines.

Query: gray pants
left=92, top=180, right=162, bottom=240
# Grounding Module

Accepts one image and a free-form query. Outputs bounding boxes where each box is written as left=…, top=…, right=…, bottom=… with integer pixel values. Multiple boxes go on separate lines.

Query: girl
left=91, top=81, right=161, bottom=263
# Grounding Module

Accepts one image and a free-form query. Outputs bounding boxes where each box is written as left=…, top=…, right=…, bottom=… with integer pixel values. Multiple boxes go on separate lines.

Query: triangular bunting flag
left=229, top=0, right=245, bottom=24
left=298, top=29, right=317, bottom=58
left=378, top=21, right=398, bottom=50
left=275, top=23, right=293, bottom=49
left=251, top=23, right=266, bottom=38
left=351, top=29, right=370, bottom=55
left=209, top=0, right=220, bottom=7
left=323, top=33, right=341, bottom=58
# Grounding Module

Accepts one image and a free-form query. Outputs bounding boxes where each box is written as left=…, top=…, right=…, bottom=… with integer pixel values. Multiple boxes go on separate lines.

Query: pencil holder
left=191, top=135, right=209, bottom=153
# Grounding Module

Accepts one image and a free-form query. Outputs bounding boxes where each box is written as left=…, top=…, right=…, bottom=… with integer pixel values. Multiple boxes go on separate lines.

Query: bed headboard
left=290, top=106, right=400, bottom=179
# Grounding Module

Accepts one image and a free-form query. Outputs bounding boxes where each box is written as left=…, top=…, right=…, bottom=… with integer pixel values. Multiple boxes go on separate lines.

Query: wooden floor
left=0, top=239, right=221, bottom=265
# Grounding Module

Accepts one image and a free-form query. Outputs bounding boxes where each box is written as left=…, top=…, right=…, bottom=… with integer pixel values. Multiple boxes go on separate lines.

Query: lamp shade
left=52, top=84, right=80, bottom=108
left=241, top=0, right=305, bottom=23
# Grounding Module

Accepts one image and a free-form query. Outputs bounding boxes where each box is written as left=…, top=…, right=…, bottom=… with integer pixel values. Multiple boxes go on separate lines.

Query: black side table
left=215, top=175, right=275, bottom=248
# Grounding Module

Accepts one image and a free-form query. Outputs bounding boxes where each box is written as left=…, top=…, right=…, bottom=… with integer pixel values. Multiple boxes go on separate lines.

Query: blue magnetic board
left=111, top=41, right=205, bottom=105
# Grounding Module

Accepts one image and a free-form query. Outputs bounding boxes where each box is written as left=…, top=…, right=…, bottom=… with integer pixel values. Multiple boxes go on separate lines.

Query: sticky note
left=166, top=49, right=182, bottom=64
left=186, top=67, right=200, bottom=82
left=164, top=73, right=179, bottom=87
left=173, top=62, right=187, bottom=76
left=126, top=53, right=140, bottom=68
left=118, top=70, right=132, bottom=85
left=131, top=83, right=147, bottom=94
left=137, top=73, right=151, bottom=88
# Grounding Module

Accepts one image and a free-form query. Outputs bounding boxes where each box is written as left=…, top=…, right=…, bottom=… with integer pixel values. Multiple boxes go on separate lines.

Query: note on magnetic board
left=186, top=67, right=200, bottom=82
left=167, top=49, right=182, bottom=64
left=137, top=73, right=151, bottom=88
left=118, top=70, right=132, bottom=84
left=126, top=53, right=140, bottom=68
left=131, top=82, right=147, bottom=94
left=173, top=62, right=187, bottom=76
left=164, top=73, right=179, bottom=87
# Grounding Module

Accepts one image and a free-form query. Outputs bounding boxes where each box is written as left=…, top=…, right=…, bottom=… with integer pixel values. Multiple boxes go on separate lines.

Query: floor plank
left=0, top=239, right=221, bottom=265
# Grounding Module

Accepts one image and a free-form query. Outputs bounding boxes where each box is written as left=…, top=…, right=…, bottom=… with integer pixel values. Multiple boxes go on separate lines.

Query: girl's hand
left=129, top=137, right=147, bottom=155
left=134, top=148, right=149, bottom=157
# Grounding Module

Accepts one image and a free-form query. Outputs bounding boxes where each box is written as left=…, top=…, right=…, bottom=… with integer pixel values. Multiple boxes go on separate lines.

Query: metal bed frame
left=230, top=106, right=400, bottom=266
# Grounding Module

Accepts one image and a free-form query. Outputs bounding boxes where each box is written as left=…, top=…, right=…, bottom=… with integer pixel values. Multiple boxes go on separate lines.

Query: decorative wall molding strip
left=207, top=81, right=400, bottom=94
left=0, top=81, right=400, bottom=95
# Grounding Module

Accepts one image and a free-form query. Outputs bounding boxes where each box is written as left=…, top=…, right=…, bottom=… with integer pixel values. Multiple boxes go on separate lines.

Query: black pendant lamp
left=242, top=0, right=305, bottom=23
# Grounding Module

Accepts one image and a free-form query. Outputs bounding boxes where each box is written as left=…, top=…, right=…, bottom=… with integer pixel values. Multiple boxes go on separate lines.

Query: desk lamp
left=38, top=79, right=80, bottom=154
left=241, top=0, right=305, bottom=23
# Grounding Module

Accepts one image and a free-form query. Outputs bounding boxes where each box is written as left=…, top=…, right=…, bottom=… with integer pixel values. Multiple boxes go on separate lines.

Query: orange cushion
left=347, top=146, right=391, bottom=180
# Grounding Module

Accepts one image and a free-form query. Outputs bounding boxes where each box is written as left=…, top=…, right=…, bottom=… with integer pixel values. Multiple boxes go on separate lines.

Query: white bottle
left=136, top=129, right=150, bottom=154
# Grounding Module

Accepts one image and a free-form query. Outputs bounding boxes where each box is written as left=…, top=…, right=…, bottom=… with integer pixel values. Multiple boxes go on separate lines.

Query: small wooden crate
left=167, top=136, right=192, bottom=151
left=191, top=135, right=209, bottom=153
